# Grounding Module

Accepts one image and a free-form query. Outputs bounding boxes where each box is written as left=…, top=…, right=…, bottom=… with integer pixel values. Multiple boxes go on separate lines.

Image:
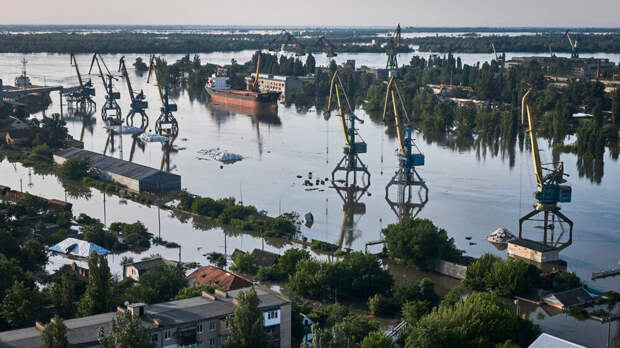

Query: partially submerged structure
left=53, top=147, right=181, bottom=193
left=123, top=257, right=181, bottom=281
left=542, top=287, right=595, bottom=310
left=49, top=238, right=110, bottom=258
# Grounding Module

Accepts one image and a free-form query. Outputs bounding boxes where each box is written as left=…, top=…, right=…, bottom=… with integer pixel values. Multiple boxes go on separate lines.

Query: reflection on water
left=333, top=179, right=368, bottom=249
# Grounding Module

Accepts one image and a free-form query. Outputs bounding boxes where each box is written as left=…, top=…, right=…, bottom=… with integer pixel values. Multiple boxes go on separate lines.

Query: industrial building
left=507, top=238, right=559, bottom=263
left=53, top=147, right=181, bottom=193
left=0, top=286, right=291, bottom=348
left=505, top=56, right=616, bottom=79
left=245, top=73, right=313, bottom=102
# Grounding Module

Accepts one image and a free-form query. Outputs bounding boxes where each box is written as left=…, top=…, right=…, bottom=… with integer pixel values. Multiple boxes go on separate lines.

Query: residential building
left=123, top=257, right=181, bottom=281
left=244, top=74, right=313, bottom=102
left=506, top=56, right=616, bottom=79
left=542, top=287, right=594, bottom=310
left=233, top=249, right=280, bottom=268
left=507, top=238, right=560, bottom=264
left=186, top=266, right=253, bottom=291
left=53, top=147, right=181, bottom=193
left=0, top=286, right=291, bottom=348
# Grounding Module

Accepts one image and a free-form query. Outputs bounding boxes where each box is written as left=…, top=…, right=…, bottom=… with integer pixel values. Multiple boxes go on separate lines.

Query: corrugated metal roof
left=55, top=147, right=180, bottom=181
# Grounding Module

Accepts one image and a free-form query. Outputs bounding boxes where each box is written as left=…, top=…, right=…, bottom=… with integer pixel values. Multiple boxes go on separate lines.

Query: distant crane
left=268, top=30, right=306, bottom=56
left=327, top=70, right=370, bottom=190
left=68, top=53, right=96, bottom=114
left=490, top=41, right=499, bottom=61
left=563, top=31, right=579, bottom=59
left=315, top=36, right=337, bottom=58
left=386, top=24, right=402, bottom=73
left=147, top=56, right=179, bottom=138
left=89, top=52, right=121, bottom=123
left=383, top=76, right=428, bottom=220
left=247, top=50, right=262, bottom=92
left=118, top=56, right=149, bottom=129
left=519, top=89, right=573, bottom=249
left=547, top=43, right=556, bottom=58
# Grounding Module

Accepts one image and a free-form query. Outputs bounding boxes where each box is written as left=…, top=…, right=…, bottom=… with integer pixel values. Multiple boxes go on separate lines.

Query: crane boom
left=328, top=71, right=350, bottom=145
left=522, top=89, right=544, bottom=187
left=70, top=53, right=84, bottom=88
left=252, top=51, right=262, bottom=91
left=382, top=76, right=410, bottom=153
left=89, top=53, right=109, bottom=87
left=490, top=41, right=499, bottom=61
left=147, top=55, right=165, bottom=105
left=118, top=56, right=135, bottom=102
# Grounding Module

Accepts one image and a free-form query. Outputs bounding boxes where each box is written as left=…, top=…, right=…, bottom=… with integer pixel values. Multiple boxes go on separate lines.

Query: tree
left=1, top=280, right=44, bottom=328
left=38, top=316, right=69, bottom=348
left=226, top=287, right=267, bottom=348
left=306, top=53, right=316, bottom=74
left=78, top=253, right=111, bottom=316
left=463, top=254, right=540, bottom=296
left=383, top=218, right=463, bottom=271
left=463, top=253, right=501, bottom=291
left=56, top=158, right=90, bottom=181
left=49, top=273, right=83, bottom=318
left=134, top=265, right=187, bottom=303
left=98, top=311, right=152, bottom=348
left=312, top=323, right=331, bottom=348
left=332, top=315, right=380, bottom=347
left=231, top=252, right=258, bottom=274
left=207, top=252, right=227, bottom=268
left=361, top=330, right=395, bottom=348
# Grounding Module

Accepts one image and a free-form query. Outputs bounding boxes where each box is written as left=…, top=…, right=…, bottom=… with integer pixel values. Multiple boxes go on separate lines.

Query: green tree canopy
left=37, top=316, right=69, bottom=348
left=97, top=311, right=152, bottom=348
left=226, top=287, right=268, bottom=348
left=78, top=253, right=111, bottom=316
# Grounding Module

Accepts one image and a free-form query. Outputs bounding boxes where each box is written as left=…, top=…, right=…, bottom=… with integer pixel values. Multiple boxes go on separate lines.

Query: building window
left=209, top=338, right=216, bottom=348
left=267, top=310, right=278, bottom=319
left=197, top=323, right=203, bottom=333
left=164, top=329, right=171, bottom=340
left=209, top=321, right=216, bottom=331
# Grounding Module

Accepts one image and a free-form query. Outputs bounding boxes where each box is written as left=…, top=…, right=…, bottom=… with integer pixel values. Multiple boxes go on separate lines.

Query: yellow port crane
left=248, top=50, right=262, bottom=92
left=327, top=69, right=370, bottom=190
left=490, top=41, right=499, bottom=61
left=382, top=76, right=428, bottom=220
left=564, top=31, right=579, bottom=59
left=519, top=89, right=573, bottom=249
left=68, top=53, right=95, bottom=113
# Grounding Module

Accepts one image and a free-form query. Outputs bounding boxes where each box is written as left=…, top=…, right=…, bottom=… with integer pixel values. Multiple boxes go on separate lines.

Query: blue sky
left=1, top=0, right=619, bottom=27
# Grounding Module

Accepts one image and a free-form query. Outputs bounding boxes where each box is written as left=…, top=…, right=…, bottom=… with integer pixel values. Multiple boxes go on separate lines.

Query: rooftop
left=186, top=266, right=252, bottom=291
left=54, top=147, right=180, bottom=182
left=509, top=238, right=558, bottom=253
left=251, top=249, right=280, bottom=267
left=543, top=287, right=594, bottom=308
left=528, top=333, right=586, bottom=348
left=124, top=257, right=179, bottom=273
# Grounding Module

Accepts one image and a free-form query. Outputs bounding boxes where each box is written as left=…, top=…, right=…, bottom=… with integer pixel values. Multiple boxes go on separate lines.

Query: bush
left=263, top=213, right=298, bottom=238
left=109, top=221, right=151, bottom=251
left=569, top=306, right=589, bottom=320
left=464, top=253, right=541, bottom=297
left=174, top=284, right=217, bottom=300
left=230, top=252, right=258, bottom=274
left=56, top=158, right=90, bottom=181
left=368, top=294, right=398, bottom=316
left=310, top=239, right=339, bottom=253
left=191, top=197, right=224, bottom=217
left=256, top=248, right=310, bottom=282
left=382, top=218, right=463, bottom=270
left=28, top=144, right=53, bottom=163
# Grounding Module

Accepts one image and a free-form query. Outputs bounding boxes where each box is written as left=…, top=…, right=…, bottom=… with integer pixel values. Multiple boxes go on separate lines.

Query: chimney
left=214, top=289, right=228, bottom=299
left=127, top=303, right=146, bottom=317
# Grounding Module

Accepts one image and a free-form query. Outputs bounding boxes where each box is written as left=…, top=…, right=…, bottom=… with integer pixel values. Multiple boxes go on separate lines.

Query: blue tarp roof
left=49, top=238, right=110, bottom=257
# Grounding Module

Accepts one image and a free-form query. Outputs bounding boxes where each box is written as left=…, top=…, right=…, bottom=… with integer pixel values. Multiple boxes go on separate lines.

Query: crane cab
left=161, top=103, right=177, bottom=113
left=132, top=100, right=148, bottom=109
left=535, top=185, right=571, bottom=204
left=405, top=153, right=424, bottom=167
left=110, top=92, right=120, bottom=100
left=344, top=142, right=367, bottom=155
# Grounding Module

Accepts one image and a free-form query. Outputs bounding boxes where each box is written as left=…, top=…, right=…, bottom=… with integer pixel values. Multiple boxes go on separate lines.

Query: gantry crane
left=382, top=76, right=428, bottom=220
left=327, top=70, right=370, bottom=190
left=147, top=55, right=179, bottom=138
left=315, top=36, right=337, bottom=58
left=386, top=24, right=402, bottom=73
left=519, top=89, right=573, bottom=249
left=268, top=30, right=306, bottom=56
left=89, top=52, right=121, bottom=123
left=118, top=56, right=149, bottom=129
left=68, top=53, right=96, bottom=114
left=563, top=31, right=579, bottom=59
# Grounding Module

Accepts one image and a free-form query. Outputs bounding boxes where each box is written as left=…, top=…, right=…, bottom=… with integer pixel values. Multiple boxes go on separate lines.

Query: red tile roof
left=186, top=266, right=252, bottom=291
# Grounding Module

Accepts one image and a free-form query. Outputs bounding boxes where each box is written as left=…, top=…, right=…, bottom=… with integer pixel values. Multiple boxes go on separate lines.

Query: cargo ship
left=205, top=73, right=279, bottom=113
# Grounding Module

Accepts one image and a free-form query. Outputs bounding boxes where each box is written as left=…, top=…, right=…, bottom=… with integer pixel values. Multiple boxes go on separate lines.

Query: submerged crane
left=147, top=55, right=179, bottom=138
left=386, top=24, right=402, bottom=73
left=315, top=36, right=337, bottom=58
left=68, top=53, right=96, bottom=114
left=383, top=76, right=428, bottom=220
left=520, top=89, right=573, bottom=249
left=119, top=56, right=148, bottom=129
left=268, top=30, right=306, bottom=56
left=564, top=31, right=579, bottom=59
left=89, top=52, right=121, bottom=123
left=327, top=70, right=370, bottom=190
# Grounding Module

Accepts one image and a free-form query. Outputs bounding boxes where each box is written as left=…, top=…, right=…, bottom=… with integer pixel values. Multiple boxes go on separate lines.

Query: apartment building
left=0, top=286, right=291, bottom=348
left=244, top=73, right=313, bottom=102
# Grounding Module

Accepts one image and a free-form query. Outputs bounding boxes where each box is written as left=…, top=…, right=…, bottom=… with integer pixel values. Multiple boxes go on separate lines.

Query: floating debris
left=304, top=212, right=314, bottom=228
left=139, top=132, right=168, bottom=143
left=487, top=227, right=515, bottom=249
left=104, top=125, right=144, bottom=135
left=197, top=148, right=244, bottom=164
left=465, top=236, right=472, bottom=240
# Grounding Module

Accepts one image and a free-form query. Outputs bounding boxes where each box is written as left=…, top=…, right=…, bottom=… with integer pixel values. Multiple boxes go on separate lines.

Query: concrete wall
left=434, top=260, right=468, bottom=279
left=279, top=303, right=292, bottom=348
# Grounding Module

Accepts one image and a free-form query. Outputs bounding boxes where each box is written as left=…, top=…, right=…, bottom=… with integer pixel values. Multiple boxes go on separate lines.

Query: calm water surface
left=0, top=52, right=619, bottom=345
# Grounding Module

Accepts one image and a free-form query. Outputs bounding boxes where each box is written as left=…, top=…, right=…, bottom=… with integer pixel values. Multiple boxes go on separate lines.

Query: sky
left=1, top=0, right=619, bottom=27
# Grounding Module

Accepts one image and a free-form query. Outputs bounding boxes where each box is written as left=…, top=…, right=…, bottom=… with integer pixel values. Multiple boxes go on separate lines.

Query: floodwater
left=1, top=51, right=619, bottom=346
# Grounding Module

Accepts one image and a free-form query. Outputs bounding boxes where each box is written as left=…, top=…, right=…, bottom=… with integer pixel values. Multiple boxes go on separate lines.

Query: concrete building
left=245, top=74, right=313, bottom=102
left=186, top=266, right=253, bottom=291
left=0, top=287, right=291, bottom=348
left=53, top=147, right=181, bottom=193
left=507, top=238, right=560, bottom=264
left=123, top=257, right=181, bottom=281
left=506, top=56, right=616, bottom=79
